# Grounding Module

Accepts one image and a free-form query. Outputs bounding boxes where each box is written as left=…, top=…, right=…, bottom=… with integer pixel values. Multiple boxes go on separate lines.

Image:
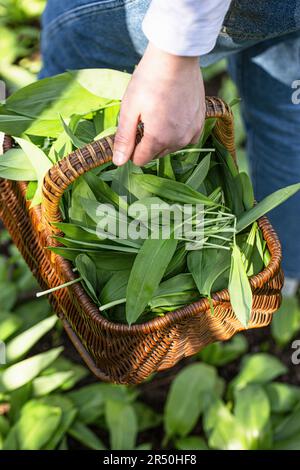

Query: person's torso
left=42, top=0, right=300, bottom=43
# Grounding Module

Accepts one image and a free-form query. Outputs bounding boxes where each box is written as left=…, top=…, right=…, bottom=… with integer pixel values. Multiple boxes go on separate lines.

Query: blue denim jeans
left=40, top=0, right=300, bottom=279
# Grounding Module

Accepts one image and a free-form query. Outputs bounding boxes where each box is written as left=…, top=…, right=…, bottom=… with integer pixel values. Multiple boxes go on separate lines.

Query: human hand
left=112, top=42, right=206, bottom=166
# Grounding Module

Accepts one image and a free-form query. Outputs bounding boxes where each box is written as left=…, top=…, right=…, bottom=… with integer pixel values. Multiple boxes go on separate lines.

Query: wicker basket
left=0, top=97, right=284, bottom=384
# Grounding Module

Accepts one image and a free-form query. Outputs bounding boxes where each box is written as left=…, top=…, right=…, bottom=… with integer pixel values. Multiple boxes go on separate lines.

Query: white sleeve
left=142, top=0, right=232, bottom=56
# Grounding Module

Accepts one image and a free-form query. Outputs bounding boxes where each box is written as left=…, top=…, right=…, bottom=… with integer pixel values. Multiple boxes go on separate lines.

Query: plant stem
left=36, top=277, right=82, bottom=297
left=99, top=297, right=127, bottom=311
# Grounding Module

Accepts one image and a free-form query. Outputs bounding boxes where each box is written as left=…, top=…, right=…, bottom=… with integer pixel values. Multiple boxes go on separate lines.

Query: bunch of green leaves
left=163, top=347, right=300, bottom=450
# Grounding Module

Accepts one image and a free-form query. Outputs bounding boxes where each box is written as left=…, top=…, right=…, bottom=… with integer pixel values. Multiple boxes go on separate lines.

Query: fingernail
left=113, top=150, right=126, bottom=166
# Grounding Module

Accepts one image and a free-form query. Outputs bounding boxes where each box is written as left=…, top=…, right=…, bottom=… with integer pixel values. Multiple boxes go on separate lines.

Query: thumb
left=113, top=104, right=140, bottom=166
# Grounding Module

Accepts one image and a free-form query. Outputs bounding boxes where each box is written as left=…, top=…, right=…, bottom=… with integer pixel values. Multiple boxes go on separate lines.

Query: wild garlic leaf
left=0, top=148, right=37, bottom=181
left=75, top=254, right=98, bottom=303
left=185, top=153, right=211, bottom=190
left=126, top=238, right=178, bottom=324
left=133, top=174, right=217, bottom=206
left=188, top=248, right=231, bottom=297
left=4, top=72, right=116, bottom=137
left=237, top=183, right=300, bottom=233
left=158, top=155, right=175, bottom=180
left=71, top=69, right=131, bottom=100
left=228, top=244, right=253, bottom=327
left=14, top=136, right=52, bottom=206
left=60, top=116, right=86, bottom=149
left=100, top=271, right=130, bottom=306
left=239, top=172, right=254, bottom=210
left=113, top=160, right=149, bottom=203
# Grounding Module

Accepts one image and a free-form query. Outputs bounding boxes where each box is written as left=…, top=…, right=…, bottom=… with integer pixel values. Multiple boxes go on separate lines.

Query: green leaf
left=40, top=357, right=88, bottom=391
left=230, top=353, right=287, bottom=391
left=135, top=443, right=152, bottom=450
left=198, top=334, right=248, bottom=366
left=0, top=282, right=18, bottom=311
left=5, top=315, right=57, bottom=362
left=60, top=116, right=86, bottom=149
left=105, top=400, right=138, bottom=450
left=2, top=426, right=19, bottom=450
left=185, top=153, right=211, bottom=190
left=0, top=415, right=9, bottom=437
left=68, top=420, right=106, bottom=450
left=14, top=298, right=51, bottom=331
left=53, top=222, right=101, bottom=242
left=83, top=171, right=128, bottom=212
left=0, top=313, right=22, bottom=342
left=126, top=238, right=178, bottom=324
left=206, top=400, right=248, bottom=450
left=75, top=254, right=98, bottom=302
left=175, top=436, right=208, bottom=450
left=0, top=148, right=37, bottom=181
left=14, top=136, right=52, bottom=206
left=100, top=271, right=130, bottom=306
left=274, top=409, right=300, bottom=447
left=228, top=244, right=253, bottom=327
left=69, top=175, right=96, bottom=222
left=40, top=395, right=77, bottom=450
left=49, top=247, right=135, bottom=272
left=68, top=383, right=106, bottom=424
left=0, top=347, right=63, bottom=391
left=265, top=382, right=300, bottom=413
left=271, top=296, right=300, bottom=347
left=165, top=363, right=218, bottom=438
left=237, top=183, right=300, bottom=233
left=133, top=174, right=217, bottom=206
left=273, top=433, right=300, bottom=450
left=188, top=248, right=231, bottom=297
left=94, top=125, right=117, bottom=140
left=58, top=437, right=68, bottom=450
left=239, top=172, right=254, bottom=210
left=3, top=71, right=115, bottom=137
left=71, top=68, right=130, bottom=100
left=133, top=402, right=162, bottom=432
left=49, top=129, right=73, bottom=162
left=0, top=109, right=34, bottom=135
left=26, top=181, right=38, bottom=200
left=32, top=372, right=74, bottom=397
left=165, top=246, right=187, bottom=278
left=158, top=155, right=175, bottom=180
left=8, top=383, right=32, bottom=424
left=114, top=160, right=150, bottom=202
left=234, top=385, right=271, bottom=449
left=15, top=400, right=62, bottom=450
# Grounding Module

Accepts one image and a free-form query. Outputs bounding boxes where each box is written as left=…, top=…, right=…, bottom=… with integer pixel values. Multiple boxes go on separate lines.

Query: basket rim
left=53, top=213, right=282, bottom=335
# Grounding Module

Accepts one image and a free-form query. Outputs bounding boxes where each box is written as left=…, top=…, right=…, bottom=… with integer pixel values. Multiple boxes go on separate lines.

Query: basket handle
left=41, top=96, right=235, bottom=239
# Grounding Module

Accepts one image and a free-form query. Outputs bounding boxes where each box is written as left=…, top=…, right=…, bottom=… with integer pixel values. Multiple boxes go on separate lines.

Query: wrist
left=143, top=42, right=199, bottom=73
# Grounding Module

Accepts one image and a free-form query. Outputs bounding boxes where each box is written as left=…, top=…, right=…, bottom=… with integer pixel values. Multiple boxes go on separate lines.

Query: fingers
left=156, top=148, right=172, bottom=159
left=113, top=104, right=140, bottom=166
left=131, top=132, right=163, bottom=166
left=190, top=131, right=202, bottom=146
left=189, top=118, right=204, bottom=145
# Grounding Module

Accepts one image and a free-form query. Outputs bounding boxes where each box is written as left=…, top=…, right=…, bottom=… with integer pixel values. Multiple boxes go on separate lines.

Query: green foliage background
left=1, top=0, right=300, bottom=450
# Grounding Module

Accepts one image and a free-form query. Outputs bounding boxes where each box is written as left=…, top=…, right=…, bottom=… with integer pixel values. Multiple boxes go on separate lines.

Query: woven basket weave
left=0, top=97, right=284, bottom=384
